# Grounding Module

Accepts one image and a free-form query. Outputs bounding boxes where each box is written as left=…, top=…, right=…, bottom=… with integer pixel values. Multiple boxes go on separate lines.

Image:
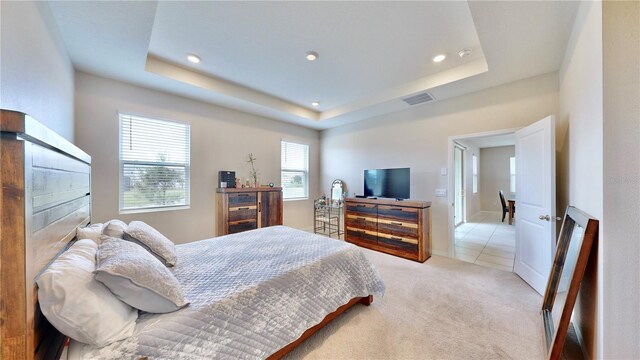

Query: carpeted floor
left=286, top=249, right=544, bottom=359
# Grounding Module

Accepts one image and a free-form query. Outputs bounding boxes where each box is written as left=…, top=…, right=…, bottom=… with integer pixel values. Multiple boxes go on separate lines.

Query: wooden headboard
left=1, top=110, right=91, bottom=360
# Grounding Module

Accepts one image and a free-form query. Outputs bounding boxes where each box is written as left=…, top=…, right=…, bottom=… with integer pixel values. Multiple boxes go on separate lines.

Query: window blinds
left=281, top=141, right=309, bottom=199
left=510, top=156, right=516, bottom=193
left=119, top=114, right=190, bottom=212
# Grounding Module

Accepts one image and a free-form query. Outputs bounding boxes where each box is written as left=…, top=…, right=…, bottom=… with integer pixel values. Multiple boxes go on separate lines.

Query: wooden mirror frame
left=541, top=206, right=598, bottom=360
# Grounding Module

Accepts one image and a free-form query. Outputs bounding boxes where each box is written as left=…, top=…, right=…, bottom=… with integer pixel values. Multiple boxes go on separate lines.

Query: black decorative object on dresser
left=216, top=187, right=283, bottom=236
left=218, top=170, right=236, bottom=188
left=344, top=197, right=432, bottom=262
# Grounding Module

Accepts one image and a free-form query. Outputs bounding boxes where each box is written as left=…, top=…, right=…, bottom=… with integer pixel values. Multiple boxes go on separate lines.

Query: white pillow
left=103, top=219, right=128, bottom=238
left=76, top=223, right=104, bottom=242
left=95, top=236, right=189, bottom=313
left=123, top=221, right=177, bottom=266
left=37, top=239, right=138, bottom=347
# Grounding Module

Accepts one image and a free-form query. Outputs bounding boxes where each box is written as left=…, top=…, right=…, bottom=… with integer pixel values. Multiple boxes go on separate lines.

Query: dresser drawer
left=346, top=227, right=377, bottom=245
left=228, top=205, right=257, bottom=222
left=345, top=214, right=377, bottom=232
left=376, top=232, right=418, bottom=253
left=345, top=203, right=377, bottom=217
left=228, top=220, right=257, bottom=234
left=377, top=205, right=418, bottom=223
left=228, top=192, right=257, bottom=207
left=377, top=218, right=418, bottom=238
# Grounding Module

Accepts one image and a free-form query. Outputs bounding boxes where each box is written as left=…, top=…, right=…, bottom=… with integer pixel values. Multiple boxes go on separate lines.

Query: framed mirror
left=541, top=206, right=598, bottom=360
left=330, top=179, right=344, bottom=205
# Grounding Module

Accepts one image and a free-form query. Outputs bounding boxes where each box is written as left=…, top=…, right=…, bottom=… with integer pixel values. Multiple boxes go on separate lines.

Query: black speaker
left=218, top=171, right=236, bottom=188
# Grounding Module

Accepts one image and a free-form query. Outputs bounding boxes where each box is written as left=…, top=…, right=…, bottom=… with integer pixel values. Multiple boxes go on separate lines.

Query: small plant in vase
left=247, top=153, right=259, bottom=187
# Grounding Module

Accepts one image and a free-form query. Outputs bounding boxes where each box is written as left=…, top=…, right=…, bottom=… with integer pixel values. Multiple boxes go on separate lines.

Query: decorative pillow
left=76, top=223, right=104, bottom=242
left=37, top=239, right=138, bottom=347
left=103, top=219, right=128, bottom=238
left=123, top=221, right=177, bottom=266
left=95, top=236, right=189, bottom=313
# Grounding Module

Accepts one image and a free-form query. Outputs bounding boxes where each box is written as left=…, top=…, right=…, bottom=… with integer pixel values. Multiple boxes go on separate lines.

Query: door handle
left=539, top=215, right=550, bottom=221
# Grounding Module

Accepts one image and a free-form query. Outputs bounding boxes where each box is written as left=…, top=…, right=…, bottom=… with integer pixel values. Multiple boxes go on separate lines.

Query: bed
left=70, top=226, right=384, bottom=359
left=0, top=110, right=384, bottom=360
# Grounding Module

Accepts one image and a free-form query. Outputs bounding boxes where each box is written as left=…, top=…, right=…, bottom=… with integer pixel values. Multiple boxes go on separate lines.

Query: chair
left=499, top=190, right=514, bottom=222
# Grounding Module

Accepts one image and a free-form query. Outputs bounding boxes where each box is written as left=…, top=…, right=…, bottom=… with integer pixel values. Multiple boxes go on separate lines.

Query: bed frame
left=0, top=110, right=91, bottom=360
left=0, top=109, right=371, bottom=360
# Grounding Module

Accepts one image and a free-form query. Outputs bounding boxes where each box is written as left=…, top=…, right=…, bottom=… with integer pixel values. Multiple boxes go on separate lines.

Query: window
left=472, top=154, right=478, bottom=194
left=510, top=156, right=516, bottom=193
left=281, top=141, right=309, bottom=200
left=119, top=114, right=190, bottom=213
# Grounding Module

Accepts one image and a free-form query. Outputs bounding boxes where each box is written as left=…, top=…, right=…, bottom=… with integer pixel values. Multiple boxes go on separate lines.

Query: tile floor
left=454, top=212, right=516, bottom=271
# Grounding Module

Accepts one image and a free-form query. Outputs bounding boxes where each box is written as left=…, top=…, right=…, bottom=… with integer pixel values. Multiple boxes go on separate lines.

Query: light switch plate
left=435, top=188, right=447, bottom=197
left=440, top=167, right=448, bottom=176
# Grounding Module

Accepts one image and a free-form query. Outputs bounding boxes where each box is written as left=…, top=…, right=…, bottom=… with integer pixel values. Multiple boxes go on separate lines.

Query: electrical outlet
left=435, top=188, right=447, bottom=197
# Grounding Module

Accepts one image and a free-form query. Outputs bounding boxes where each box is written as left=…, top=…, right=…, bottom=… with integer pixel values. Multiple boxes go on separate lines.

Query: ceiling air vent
left=402, top=91, right=435, bottom=106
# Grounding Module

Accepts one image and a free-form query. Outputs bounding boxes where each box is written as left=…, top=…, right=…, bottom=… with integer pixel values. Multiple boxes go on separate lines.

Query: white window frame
left=118, top=113, right=191, bottom=214
left=510, top=156, right=516, bottom=193
left=281, top=141, right=309, bottom=201
left=472, top=154, right=478, bottom=194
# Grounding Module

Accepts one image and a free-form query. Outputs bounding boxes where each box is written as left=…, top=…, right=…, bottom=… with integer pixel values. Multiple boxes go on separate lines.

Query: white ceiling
left=47, top=1, right=578, bottom=130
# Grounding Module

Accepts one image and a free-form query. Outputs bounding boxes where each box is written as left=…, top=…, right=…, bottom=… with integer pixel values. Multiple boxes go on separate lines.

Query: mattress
left=69, top=226, right=385, bottom=359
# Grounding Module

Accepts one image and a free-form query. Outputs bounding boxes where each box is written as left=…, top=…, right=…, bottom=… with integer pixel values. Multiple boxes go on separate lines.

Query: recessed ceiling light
left=187, top=54, right=201, bottom=64
left=432, top=54, right=446, bottom=63
left=311, top=101, right=320, bottom=107
left=458, top=48, right=472, bottom=58
left=306, top=51, right=318, bottom=61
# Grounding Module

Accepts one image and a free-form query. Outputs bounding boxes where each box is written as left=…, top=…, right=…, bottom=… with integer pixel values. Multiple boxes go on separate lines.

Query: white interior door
left=514, top=115, right=556, bottom=295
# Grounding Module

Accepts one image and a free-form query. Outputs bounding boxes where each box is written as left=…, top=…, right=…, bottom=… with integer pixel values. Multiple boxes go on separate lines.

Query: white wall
left=321, top=72, right=559, bottom=255
left=0, top=1, right=75, bottom=141
left=557, top=1, right=603, bottom=358
left=602, top=1, right=640, bottom=358
left=480, top=146, right=515, bottom=212
left=75, top=72, right=320, bottom=244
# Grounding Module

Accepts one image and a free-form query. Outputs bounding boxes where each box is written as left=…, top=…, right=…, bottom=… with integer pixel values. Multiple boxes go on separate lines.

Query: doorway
left=447, top=116, right=557, bottom=295
left=448, top=129, right=519, bottom=272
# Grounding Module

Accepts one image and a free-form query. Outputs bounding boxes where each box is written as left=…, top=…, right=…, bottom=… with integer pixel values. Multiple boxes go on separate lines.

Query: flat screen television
left=364, top=168, right=410, bottom=199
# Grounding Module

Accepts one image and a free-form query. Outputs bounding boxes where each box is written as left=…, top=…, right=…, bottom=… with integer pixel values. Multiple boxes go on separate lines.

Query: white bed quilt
left=70, top=226, right=385, bottom=359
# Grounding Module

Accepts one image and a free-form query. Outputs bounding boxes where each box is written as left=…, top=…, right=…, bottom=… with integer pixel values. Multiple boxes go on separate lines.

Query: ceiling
left=47, top=1, right=578, bottom=130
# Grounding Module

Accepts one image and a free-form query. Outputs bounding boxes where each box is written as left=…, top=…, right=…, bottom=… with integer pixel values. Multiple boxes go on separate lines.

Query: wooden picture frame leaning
left=541, top=206, right=598, bottom=360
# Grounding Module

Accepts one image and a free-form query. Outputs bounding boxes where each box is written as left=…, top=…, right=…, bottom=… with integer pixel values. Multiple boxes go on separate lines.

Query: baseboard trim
left=432, top=250, right=448, bottom=257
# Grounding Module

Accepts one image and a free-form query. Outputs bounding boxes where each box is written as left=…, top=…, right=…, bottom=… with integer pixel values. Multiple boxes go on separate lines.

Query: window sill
left=283, top=197, right=309, bottom=202
left=119, top=205, right=190, bottom=215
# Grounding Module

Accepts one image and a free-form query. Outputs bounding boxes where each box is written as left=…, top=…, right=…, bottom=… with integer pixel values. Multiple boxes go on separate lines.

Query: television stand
left=344, top=197, right=432, bottom=262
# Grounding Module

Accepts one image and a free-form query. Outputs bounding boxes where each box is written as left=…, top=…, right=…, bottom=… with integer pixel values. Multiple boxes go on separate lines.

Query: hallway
left=454, top=212, right=516, bottom=271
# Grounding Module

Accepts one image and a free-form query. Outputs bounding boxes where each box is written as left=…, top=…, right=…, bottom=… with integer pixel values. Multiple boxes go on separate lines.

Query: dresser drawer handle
left=390, top=208, right=403, bottom=211
left=357, top=217, right=366, bottom=221
left=238, top=194, right=250, bottom=197
left=390, top=222, right=403, bottom=226
left=237, top=220, right=251, bottom=225
left=390, top=237, right=402, bottom=241
left=238, top=207, right=250, bottom=211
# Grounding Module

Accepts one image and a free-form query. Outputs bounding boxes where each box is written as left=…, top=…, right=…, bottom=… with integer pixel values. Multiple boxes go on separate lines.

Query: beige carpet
left=286, top=249, right=544, bottom=360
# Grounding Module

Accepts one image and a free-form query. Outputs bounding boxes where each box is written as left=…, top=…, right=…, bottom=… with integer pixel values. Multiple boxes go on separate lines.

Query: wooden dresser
left=216, top=187, right=283, bottom=235
left=344, top=197, right=432, bottom=262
